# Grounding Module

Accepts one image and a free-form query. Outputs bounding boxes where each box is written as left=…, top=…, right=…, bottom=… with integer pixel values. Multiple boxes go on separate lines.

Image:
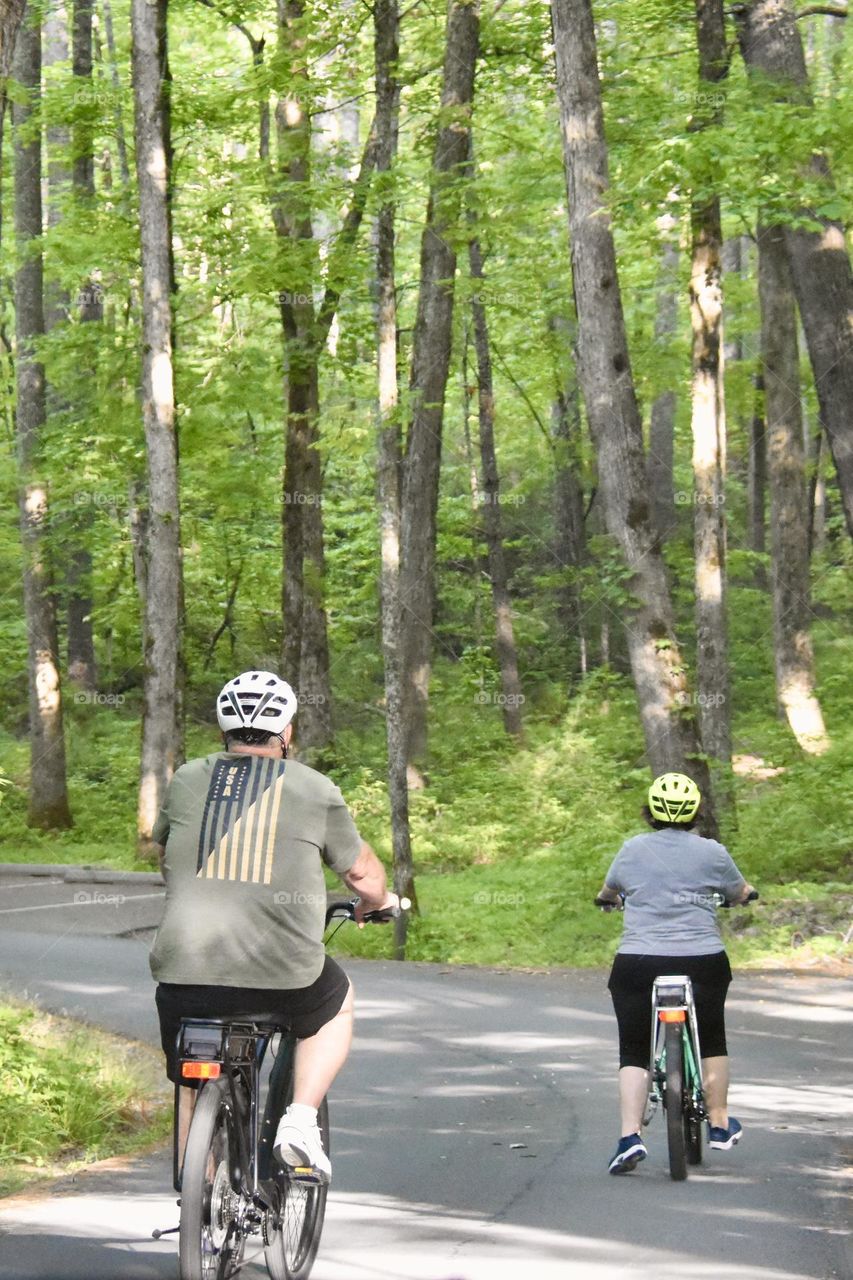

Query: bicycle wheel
left=685, top=1098, right=703, bottom=1166
left=263, top=1097, right=330, bottom=1280
left=179, top=1076, right=245, bottom=1280
left=663, top=1023, right=688, bottom=1181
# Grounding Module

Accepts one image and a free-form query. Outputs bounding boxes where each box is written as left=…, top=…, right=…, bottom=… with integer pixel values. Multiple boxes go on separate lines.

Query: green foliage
left=0, top=1001, right=170, bottom=1196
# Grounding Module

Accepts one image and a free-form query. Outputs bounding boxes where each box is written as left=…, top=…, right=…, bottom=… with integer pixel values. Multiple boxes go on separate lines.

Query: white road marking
left=0, top=892, right=165, bottom=915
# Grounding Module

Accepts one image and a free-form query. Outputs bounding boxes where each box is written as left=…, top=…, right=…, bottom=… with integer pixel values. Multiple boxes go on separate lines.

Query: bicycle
left=154, top=897, right=405, bottom=1280
left=595, top=888, right=758, bottom=1181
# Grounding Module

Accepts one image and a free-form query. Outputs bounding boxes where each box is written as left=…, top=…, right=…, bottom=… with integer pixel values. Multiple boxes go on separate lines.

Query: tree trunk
left=735, top=0, right=853, bottom=541
left=689, top=0, right=732, bottom=816
left=66, top=0, right=100, bottom=692
left=757, top=222, right=829, bottom=753
left=13, top=8, right=73, bottom=829
left=468, top=234, right=524, bottom=738
left=374, top=0, right=414, bottom=956
left=647, top=207, right=679, bottom=543
left=547, top=311, right=586, bottom=668
left=131, top=0, right=182, bottom=852
left=274, top=0, right=333, bottom=753
left=100, top=0, right=131, bottom=194
left=551, top=0, right=714, bottom=822
left=0, top=0, right=26, bottom=145
left=748, top=376, right=768, bottom=555
left=399, top=0, right=479, bottom=771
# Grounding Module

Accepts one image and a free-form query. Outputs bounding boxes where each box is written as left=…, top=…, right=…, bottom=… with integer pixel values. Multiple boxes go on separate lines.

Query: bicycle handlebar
left=594, top=889, right=759, bottom=911
left=324, top=897, right=411, bottom=928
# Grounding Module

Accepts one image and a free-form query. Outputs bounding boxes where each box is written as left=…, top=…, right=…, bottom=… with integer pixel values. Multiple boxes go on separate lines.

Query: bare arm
left=341, top=840, right=392, bottom=916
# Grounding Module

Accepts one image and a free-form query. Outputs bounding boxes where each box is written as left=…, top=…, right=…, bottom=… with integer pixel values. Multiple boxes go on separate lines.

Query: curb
left=0, top=863, right=164, bottom=885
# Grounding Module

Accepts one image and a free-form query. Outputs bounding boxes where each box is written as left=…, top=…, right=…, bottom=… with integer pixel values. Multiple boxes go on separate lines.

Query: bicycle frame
left=648, top=975, right=705, bottom=1113
left=174, top=1018, right=296, bottom=1206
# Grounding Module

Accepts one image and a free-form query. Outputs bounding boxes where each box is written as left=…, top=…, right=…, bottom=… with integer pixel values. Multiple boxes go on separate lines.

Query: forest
left=0, top=0, right=851, bottom=967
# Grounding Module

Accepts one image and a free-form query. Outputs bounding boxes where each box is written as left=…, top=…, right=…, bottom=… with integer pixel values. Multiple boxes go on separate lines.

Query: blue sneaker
left=708, top=1117, right=743, bottom=1150
left=608, top=1133, right=647, bottom=1175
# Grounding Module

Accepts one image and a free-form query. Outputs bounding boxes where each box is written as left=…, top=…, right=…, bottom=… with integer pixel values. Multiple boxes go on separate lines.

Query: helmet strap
left=275, top=732, right=288, bottom=759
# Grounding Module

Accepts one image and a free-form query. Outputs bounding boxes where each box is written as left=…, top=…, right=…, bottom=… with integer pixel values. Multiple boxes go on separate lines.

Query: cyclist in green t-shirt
left=150, top=670, right=398, bottom=1182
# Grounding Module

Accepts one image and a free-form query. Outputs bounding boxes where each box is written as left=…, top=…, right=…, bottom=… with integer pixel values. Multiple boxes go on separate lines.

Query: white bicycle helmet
left=216, top=671, right=297, bottom=735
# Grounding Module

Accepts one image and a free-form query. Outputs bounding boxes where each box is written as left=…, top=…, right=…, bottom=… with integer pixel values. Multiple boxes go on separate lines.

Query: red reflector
left=182, top=1061, right=221, bottom=1079
left=659, top=1009, right=686, bottom=1023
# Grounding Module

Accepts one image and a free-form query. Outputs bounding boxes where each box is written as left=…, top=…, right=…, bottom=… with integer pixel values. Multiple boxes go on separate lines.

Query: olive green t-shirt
left=149, top=753, right=362, bottom=989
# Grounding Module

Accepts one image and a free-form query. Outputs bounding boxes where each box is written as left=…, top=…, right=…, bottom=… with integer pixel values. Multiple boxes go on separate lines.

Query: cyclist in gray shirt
left=596, top=772, right=756, bottom=1175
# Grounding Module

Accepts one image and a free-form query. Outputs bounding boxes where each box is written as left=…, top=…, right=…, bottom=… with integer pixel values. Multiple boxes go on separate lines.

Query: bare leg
left=618, top=1065, right=650, bottom=1135
left=702, top=1054, right=730, bottom=1129
left=292, top=981, right=354, bottom=1108
left=177, top=1085, right=197, bottom=1167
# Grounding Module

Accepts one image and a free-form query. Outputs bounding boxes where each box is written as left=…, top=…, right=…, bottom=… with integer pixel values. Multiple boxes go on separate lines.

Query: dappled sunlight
left=731, top=1080, right=853, bottom=1118
left=728, top=996, right=853, bottom=1025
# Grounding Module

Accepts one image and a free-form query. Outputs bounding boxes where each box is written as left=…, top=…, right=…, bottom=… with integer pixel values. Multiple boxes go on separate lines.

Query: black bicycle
left=160, top=899, right=403, bottom=1280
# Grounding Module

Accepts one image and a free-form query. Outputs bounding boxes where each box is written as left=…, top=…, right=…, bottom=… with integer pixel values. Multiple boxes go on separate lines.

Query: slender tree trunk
left=735, top=0, right=853, bottom=540
left=374, top=0, right=414, bottom=956
left=100, top=0, right=131, bottom=194
left=690, top=0, right=732, bottom=818
left=647, top=207, right=679, bottom=543
left=757, top=222, right=829, bottom=753
left=0, top=0, right=26, bottom=147
left=468, top=234, right=523, bottom=737
left=748, top=375, right=768, bottom=555
left=551, top=0, right=715, bottom=824
left=13, top=9, right=73, bottom=829
left=547, top=311, right=586, bottom=668
left=66, top=0, right=100, bottom=692
left=131, top=0, right=182, bottom=852
left=274, top=0, right=333, bottom=752
left=399, top=0, right=479, bottom=771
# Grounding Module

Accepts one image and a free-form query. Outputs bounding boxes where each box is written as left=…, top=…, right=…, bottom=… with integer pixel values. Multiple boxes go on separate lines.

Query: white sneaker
left=273, top=1105, right=331, bottom=1182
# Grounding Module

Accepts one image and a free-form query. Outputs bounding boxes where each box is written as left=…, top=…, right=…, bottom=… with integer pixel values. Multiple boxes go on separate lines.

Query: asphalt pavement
left=0, top=866, right=850, bottom=1280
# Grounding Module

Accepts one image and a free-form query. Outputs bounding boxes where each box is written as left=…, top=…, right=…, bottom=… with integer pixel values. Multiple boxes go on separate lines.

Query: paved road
left=0, top=891, right=850, bottom=1279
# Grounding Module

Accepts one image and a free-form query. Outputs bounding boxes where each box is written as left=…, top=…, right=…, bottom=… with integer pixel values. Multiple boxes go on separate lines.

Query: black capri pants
left=608, top=950, right=732, bottom=1070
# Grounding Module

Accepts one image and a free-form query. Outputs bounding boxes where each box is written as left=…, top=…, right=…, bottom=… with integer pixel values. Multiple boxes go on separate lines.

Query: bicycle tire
left=264, top=1097, right=329, bottom=1280
left=685, top=1100, right=703, bottom=1166
left=179, top=1077, right=245, bottom=1280
left=663, top=1023, right=688, bottom=1181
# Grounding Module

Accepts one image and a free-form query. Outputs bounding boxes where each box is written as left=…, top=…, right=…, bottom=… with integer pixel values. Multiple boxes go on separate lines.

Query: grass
left=0, top=1000, right=171, bottom=1197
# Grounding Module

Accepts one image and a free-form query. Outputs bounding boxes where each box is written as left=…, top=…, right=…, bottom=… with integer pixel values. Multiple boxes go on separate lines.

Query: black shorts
left=607, top=950, right=732, bottom=1070
left=155, top=955, right=350, bottom=1083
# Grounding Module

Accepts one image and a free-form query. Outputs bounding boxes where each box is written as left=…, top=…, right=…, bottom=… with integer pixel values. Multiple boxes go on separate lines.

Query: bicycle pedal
left=289, top=1166, right=326, bottom=1185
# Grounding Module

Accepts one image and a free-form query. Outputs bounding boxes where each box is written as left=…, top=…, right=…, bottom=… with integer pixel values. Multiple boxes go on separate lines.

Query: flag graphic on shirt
left=196, top=757, right=286, bottom=884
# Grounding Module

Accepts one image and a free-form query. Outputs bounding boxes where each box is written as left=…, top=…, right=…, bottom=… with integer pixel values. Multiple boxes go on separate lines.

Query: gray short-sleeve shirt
left=605, top=828, right=746, bottom=956
left=150, top=754, right=362, bottom=989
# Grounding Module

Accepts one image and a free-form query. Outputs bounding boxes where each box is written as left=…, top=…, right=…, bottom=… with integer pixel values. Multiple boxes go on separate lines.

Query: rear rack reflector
left=182, top=1061, right=221, bottom=1079
left=659, top=1009, right=687, bottom=1023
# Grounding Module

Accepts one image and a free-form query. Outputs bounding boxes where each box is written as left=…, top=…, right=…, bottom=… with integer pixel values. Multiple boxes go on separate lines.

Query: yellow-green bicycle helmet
left=648, top=772, right=701, bottom=824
